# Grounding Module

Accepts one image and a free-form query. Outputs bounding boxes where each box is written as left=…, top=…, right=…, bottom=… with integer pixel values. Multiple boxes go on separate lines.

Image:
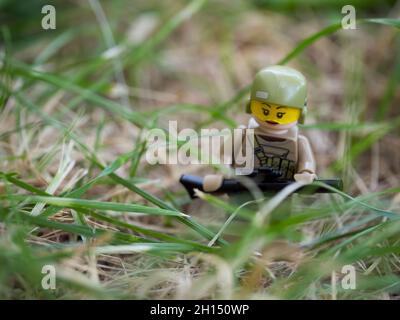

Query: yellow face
left=250, top=100, right=301, bottom=125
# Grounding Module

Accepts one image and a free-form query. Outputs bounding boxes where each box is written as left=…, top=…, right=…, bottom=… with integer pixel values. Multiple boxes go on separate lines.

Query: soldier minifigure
left=180, top=65, right=341, bottom=198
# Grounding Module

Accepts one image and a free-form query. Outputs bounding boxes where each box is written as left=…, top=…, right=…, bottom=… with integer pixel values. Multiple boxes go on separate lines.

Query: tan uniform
left=236, top=118, right=316, bottom=179
left=203, top=118, right=316, bottom=191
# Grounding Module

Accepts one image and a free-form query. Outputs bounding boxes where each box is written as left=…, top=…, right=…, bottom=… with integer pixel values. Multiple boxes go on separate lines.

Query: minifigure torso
left=232, top=117, right=315, bottom=181
left=253, top=125, right=298, bottom=181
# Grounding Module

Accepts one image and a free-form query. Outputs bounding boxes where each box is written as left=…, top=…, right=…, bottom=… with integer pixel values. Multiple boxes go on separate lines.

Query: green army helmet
left=247, top=65, right=308, bottom=123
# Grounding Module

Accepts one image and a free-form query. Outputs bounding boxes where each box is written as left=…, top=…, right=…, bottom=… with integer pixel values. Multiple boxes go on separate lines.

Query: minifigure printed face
left=250, top=100, right=301, bottom=125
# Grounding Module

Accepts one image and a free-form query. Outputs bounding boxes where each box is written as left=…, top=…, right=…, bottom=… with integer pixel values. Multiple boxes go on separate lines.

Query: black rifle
left=180, top=174, right=343, bottom=199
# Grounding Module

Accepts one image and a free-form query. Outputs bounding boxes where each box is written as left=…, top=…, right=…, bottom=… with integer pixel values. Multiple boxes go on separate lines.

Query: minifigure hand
left=203, top=174, right=224, bottom=192
left=294, top=171, right=317, bottom=184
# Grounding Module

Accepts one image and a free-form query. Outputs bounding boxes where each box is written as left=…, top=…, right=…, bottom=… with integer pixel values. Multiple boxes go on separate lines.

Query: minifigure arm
left=203, top=126, right=246, bottom=192
left=297, top=135, right=316, bottom=174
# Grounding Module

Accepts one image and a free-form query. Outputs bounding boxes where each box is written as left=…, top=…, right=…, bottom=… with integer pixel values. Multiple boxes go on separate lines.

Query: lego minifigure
left=180, top=66, right=342, bottom=198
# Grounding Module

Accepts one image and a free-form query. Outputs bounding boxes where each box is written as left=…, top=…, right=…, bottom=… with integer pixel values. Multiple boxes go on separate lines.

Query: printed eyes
left=277, top=112, right=285, bottom=119
left=262, top=108, right=285, bottom=119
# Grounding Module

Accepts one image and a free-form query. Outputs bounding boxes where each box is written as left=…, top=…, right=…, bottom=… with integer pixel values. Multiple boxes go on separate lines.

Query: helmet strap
left=299, top=106, right=307, bottom=124
left=245, top=100, right=251, bottom=114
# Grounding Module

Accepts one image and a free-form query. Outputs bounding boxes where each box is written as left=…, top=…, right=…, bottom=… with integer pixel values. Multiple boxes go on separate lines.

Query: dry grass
left=0, top=0, right=400, bottom=299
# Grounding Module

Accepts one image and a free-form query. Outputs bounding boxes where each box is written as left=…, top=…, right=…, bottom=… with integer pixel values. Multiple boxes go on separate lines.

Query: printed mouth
left=266, top=121, right=278, bottom=125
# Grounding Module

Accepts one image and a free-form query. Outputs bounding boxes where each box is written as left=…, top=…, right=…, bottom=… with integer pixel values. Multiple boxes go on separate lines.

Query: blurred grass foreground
left=0, top=0, right=400, bottom=299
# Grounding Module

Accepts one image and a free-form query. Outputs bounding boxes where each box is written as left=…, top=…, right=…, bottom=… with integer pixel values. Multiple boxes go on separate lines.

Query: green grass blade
left=7, top=195, right=189, bottom=217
